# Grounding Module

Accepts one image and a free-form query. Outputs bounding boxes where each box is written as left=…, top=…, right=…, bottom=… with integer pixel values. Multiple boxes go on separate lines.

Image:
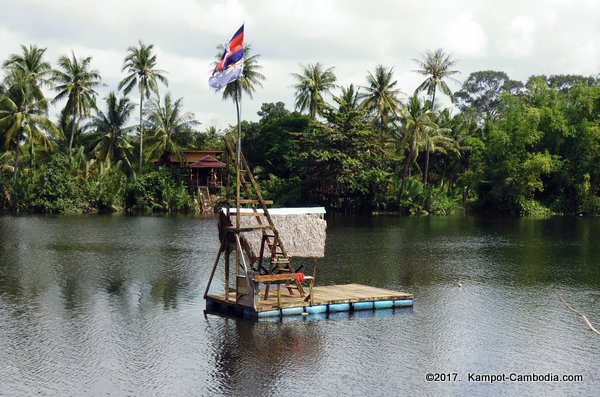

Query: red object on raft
left=295, top=272, right=305, bottom=282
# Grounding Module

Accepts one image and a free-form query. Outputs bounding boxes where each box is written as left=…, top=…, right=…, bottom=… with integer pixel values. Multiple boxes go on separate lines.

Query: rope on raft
left=557, top=292, right=600, bottom=336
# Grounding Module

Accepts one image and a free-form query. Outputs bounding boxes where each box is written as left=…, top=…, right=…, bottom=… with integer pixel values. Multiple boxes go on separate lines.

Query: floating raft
left=206, top=283, right=414, bottom=319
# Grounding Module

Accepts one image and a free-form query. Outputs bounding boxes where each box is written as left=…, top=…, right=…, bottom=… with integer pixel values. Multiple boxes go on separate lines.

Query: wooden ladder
left=223, top=138, right=306, bottom=297
left=198, top=186, right=212, bottom=213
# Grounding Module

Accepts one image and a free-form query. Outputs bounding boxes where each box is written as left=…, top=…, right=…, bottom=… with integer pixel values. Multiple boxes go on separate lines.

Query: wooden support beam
left=225, top=225, right=273, bottom=232
left=254, top=273, right=296, bottom=282
left=228, top=199, right=273, bottom=205
left=203, top=238, right=226, bottom=299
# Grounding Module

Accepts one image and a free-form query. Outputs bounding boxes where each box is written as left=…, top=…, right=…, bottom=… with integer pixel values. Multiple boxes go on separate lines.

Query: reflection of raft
left=203, top=137, right=413, bottom=319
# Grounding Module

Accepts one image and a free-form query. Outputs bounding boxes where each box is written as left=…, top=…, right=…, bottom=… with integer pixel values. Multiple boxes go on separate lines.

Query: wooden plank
left=207, top=283, right=413, bottom=313
left=228, top=199, right=274, bottom=205
left=234, top=212, right=268, bottom=217
left=225, top=225, right=274, bottom=232
left=254, top=274, right=296, bottom=282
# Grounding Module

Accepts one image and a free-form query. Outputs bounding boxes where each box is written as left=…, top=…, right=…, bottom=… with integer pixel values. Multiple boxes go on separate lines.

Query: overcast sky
left=1, top=0, right=599, bottom=130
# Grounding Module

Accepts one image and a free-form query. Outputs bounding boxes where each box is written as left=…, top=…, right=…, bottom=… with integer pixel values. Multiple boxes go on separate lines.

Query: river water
left=0, top=215, right=599, bottom=396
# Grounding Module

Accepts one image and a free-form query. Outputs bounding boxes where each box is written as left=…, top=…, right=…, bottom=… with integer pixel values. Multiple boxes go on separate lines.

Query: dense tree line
left=1, top=43, right=599, bottom=215
left=0, top=44, right=219, bottom=214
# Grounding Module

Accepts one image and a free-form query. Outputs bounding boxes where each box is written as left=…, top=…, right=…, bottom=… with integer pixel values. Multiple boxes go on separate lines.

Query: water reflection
left=206, top=315, right=325, bottom=397
left=1, top=215, right=599, bottom=396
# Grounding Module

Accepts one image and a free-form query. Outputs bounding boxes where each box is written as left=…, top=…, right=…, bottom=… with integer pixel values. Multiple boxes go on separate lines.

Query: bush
left=123, top=167, right=194, bottom=214
left=426, top=188, right=464, bottom=215
left=518, top=199, right=553, bottom=216
left=84, top=162, right=127, bottom=214
left=18, top=155, right=82, bottom=214
left=582, top=195, right=600, bottom=215
left=261, top=174, right=304, bottom=207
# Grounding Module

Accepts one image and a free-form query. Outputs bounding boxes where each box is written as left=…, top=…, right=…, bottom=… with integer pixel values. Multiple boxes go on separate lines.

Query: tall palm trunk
left=423, top=87, right=436, bottom=187
left=12, top=133, right=21, bottom=187
left=30, top=137, right=35, bottom=179
left=400, top=143, right=416, bottom=195
left=68, top=118, right=76, bottom=155
left=139, top=91, right=144, bottom=170
left=423, top=145, right=431, bottom=186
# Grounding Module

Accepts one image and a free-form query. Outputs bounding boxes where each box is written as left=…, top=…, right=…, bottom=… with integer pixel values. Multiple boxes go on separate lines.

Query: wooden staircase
left=198, top=186, right=213, bottom=213
left=221, top=138, right=307, bottom=298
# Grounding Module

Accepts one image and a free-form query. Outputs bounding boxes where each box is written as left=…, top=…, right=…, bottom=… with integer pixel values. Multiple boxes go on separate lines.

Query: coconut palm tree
left=419, top=119, right=457, bottom=187
left=291, top=63, right=337, bottom=119
left=413, top=49, right=459, bottom=109
left=3, top=44, right=52, bottom=103
left=0, top=74, right=60, bottom=185
left=118, top=41, right=168, bottom=169
left=144, top=93, right=199, bottom=162
left=360, top=65, right=403, bottom=131
left=333, top=84, right=361, bottom=113
left=53, top=51, right=102, bottom=154
left=0, top=151, right=14, bottom=208
left=87, top=92, right=135, bottom=171
left=397, top=95, right=439, bottom=193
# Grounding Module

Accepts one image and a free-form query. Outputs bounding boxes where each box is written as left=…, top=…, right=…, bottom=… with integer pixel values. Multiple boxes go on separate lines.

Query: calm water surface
left=0, top=215, right=599, bottom=396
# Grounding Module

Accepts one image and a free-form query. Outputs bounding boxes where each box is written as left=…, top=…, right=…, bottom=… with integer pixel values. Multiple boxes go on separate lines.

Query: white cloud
left=497, top=15, right=537, bottom=58
left=2, top=0, right=600, bottom=127
left=442, top=13, right=488, bottom=58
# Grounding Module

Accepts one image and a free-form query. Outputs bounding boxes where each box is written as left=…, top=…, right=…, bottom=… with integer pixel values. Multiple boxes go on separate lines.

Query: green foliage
left=519, top=199, right=553, bottom=216
left=295, top=106, right=385, bottom=212
left=243, top=110, right=308, bottom=179
left=455, top=70, right=524, bottom=119
left=426, top=187, right=463, bottom=215
left=17, top=155, right=81, bottom=213
left=144, top=93, right=199, bottom=162
left=83, top=161, right=127, bottom=213
left=123, top=167, right=194, bottom=214
left=1, top=41, right=600, bottom=217
left=291, top=63, right=337, bottom=119
left=192, top=126, right=224, bottom=151
left=260, top=175, right=304, bottom=207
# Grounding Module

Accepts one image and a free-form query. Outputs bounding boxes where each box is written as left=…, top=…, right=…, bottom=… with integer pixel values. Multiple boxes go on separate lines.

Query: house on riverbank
left=154, top=150, right=226, bottom=212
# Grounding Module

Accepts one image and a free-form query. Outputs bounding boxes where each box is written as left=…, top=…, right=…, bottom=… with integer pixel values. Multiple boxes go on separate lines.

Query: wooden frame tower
left=203, top=137, right=311, bottom=310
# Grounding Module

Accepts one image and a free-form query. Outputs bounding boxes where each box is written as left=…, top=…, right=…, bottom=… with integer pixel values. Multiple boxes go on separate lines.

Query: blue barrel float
left=328, top=303, right=351, bottom=312
left=352, top=301, right=374, bottom=310
left=374, top=300, right=394, bottom=309
left=306, top=305, right=327, bottom=314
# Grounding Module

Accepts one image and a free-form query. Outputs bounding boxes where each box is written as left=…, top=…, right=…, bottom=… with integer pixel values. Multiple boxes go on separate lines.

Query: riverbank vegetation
left=0, top=44, right=598, bottom=215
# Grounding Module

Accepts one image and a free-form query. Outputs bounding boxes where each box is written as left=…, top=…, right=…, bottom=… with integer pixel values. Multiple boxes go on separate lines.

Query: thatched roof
left=221, top=208, right=327, bottom=258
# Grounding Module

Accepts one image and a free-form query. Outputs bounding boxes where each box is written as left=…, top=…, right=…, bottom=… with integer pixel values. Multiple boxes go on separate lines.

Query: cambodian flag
left=209, top=25, right=244, bottom=90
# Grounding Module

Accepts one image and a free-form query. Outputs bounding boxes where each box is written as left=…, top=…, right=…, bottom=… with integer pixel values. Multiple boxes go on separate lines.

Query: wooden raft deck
left=206, top=283, right=414, bottom=319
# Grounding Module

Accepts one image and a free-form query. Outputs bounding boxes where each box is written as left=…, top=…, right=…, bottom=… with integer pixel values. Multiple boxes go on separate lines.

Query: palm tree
left=118, top=41, right=168, bottom=169
left=87, top=92, right=135, bottom=171
left=333, top=84, right=361, bottom=113
left=3, top=44, right=52, bottom=103
left=360, top=65, right=403, bottom=131
left=0, top=75, right=60, bottom=185
left=291, top=63, right=337, bottom=119
left=419, top=119, right=456, bottom=186
left=53, top=51, right=102, bottom=154
left=413, top=49, right=459, bottom=109
left=0, top=151, right=15, bottom=208
left=144, top=93, right=199, bottom=162
left=2, top=45, right=54, bottom=175
left=215, top=44, right=265, bottom=103
left=397, top=95, right=439, bottom=193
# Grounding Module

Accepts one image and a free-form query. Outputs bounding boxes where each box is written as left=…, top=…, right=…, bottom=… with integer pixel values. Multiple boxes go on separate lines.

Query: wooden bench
left=253, top=273, right=315, bottom=307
